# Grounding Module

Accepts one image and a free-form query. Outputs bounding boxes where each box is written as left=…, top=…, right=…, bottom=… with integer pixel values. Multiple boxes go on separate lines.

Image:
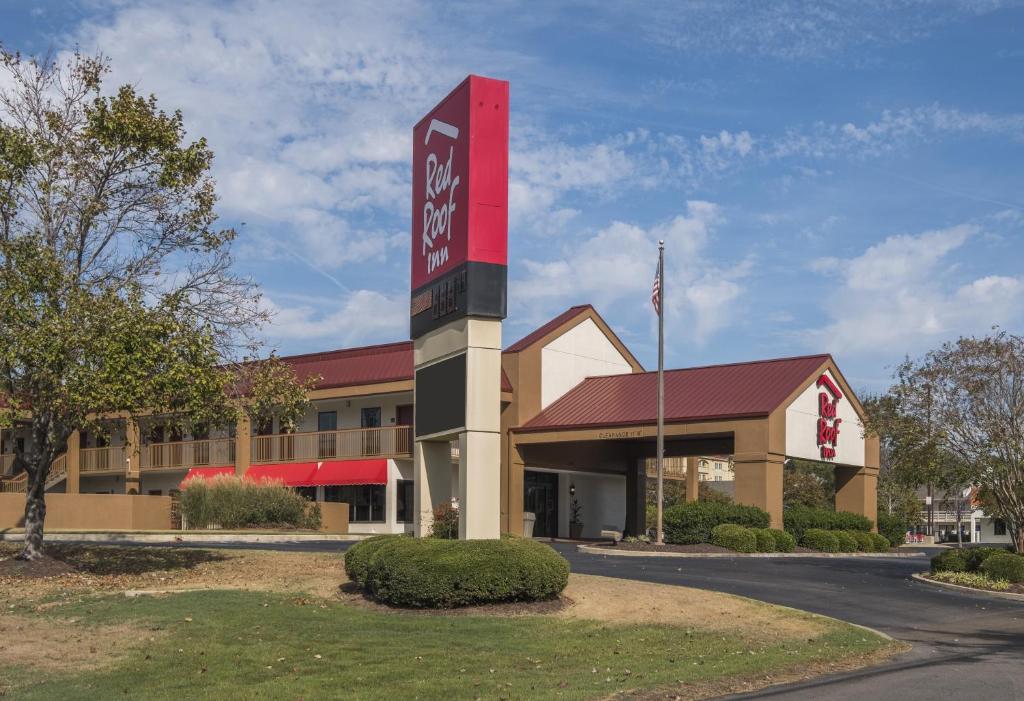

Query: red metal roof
left=518, top=354, right=832, bottom=432
left=504, top=305, right=593, bottom=353
left=279, top=340, right=513, bottom=393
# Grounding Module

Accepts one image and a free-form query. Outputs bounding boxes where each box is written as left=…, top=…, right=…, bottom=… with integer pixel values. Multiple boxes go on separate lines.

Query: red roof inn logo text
left=816, top=374, right=842, bottom=460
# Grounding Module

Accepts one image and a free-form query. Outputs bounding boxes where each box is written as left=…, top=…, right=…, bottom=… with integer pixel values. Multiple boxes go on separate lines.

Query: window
left=994, top=519, right=1007, bottom=536
left=294, top=486, right=317, bottom=502
left=397, top=480, right=414, bottom=523
left=325, top=484, right=386, bottom=523
left=318, top=412, right=338, bottom=458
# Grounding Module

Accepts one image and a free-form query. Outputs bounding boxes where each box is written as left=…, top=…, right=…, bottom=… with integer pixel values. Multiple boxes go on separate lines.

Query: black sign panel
left=415, top=353, right=467, bottom=438
left=410, top=261, right=506, bottom=339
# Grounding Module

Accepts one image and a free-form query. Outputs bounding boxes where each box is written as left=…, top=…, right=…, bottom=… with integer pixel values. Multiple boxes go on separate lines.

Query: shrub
left=663, top=502, right=770, bottom=545
left=361, top=536, right=570, bottom=608
left=868, top=533, right=892, bottom=552
left=964, top=546, right=1010, bottom=572
left=784, top=505, right=872, bottom=543
left=180, top=476, right=319, bottom=530
left=848, top=531, right=874, bottom=552
left=802, top=528, right=840, bottom=552
left=877, top=512, right=912, bottom=547
left=768, top=528, right=796, bottom=553
left=751, top=528, right=777, bottom=553
left=980, top=552, right=1024, bottom=584
left=929, top=571, right=1011, bottom=591
left=711, top=524, right=757, bottom=553
left=344, top=535, right=407, bottom=587
left=931, top=549, right=969, bottom=573
left=430, top=503, right=459, bottom=539
left=832, top=530, right=859, bottom=553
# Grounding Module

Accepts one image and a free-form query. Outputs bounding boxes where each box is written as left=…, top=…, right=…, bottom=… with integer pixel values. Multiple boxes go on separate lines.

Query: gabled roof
left=504, top=305, right=594, bottom=353
left=517, top=354, right=832, bottom=432
left=279, top=340, right=514, bottom=393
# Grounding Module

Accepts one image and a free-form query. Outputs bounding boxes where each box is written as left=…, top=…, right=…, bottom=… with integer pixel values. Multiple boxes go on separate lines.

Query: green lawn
left=3, top=588, right=891, bottom=700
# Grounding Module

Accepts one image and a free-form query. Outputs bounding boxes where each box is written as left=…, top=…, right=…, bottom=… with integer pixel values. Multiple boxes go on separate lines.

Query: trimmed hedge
left=869, top=533, right=892, bottom=552
left=711, top=524, right=757, bottom=553
left=663, top=502, right=770, bottom=545
left=849, top=531, right=875, bottom=552
left=931, top=549, right=969, bottom=573
left=980, top=552, right=1024, bottom=584
left=180, top=475, right=320, bottom=530
left=356, top=535, right=570, bottom=608
left=784, top=505, right=872, bottom=543
left=751, top=528, right=777, bottom=553
left=344, top=535, right=408, bottom=587
left=802, top=528, right=840, bottom=553
left=877, top=512, right=912, bottom=547
left=768, top=528, right=796, bottom=553
left=964, top=547, right=1010, bottom=572
left=832, top=530, right=859, bottom=553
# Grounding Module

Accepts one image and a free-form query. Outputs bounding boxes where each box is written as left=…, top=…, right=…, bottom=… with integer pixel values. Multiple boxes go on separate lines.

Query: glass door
left=524, top=471, right=559, bottom=538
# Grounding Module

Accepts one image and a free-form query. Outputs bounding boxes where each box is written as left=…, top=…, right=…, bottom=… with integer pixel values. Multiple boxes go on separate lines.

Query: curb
left=911, top=573, right=1024, bottom=602
left=577, top=544, right=927, bottom=558
left=0, top=532, right=363, bottom=544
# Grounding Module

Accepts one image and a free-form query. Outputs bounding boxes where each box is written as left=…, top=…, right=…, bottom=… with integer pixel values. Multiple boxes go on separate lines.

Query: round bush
left=751, top=528, right=777, bottom=553
left=802, top=528, right=840, bottom=553
left=931, top=549, right=969, bottom=573
left=980, top=552, right=1024, bottom=584
left=831, top=530, right=859, bottom=553
left=344, top=535, right=407, bottom=587
left=711, top=524, right=757, bottom=553
left=361, top=536, right=570, bottom=608
left=768, top=528, right=796, bottom=553
left=663, top=502, right=770, bottom=545
left=849, top=531, right=874, bottom=552
left=876, top=512, right=912, bottom=547
left=964, top=547, right=1010, bottom=572
left=868, top=533, right=892, bottom=552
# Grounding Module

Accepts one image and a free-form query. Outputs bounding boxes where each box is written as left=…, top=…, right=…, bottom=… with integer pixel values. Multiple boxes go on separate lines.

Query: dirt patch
left=560, top=574, right=831, bottom=643
left=0, top=614, right=159, bottom=673
left=0, top=554, right=78, bottom=579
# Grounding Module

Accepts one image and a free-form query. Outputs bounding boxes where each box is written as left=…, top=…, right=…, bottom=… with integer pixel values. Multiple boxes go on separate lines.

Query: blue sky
left=4, top=0, right=1023, bottom=392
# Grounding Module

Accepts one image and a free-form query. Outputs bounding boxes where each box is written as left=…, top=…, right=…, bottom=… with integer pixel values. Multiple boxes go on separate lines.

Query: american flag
left=651, top=262, right=661, bottom=316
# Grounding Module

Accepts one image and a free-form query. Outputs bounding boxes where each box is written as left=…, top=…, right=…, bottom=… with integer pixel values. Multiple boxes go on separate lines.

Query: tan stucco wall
left=0, top=493, right=172, bottom=530
left=318, top=502, right=350, bottom=534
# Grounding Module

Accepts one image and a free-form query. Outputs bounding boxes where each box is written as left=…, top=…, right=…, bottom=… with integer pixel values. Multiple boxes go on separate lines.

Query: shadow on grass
left=22, top=544, right=227, bottom=576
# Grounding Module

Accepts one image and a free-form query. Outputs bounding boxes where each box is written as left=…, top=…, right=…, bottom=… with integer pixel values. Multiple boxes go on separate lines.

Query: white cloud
left=512, top=201, right=749, bottom=344
left=806, top=224, right=1024, bottom=353
left=262, top=289, right=407, bottom=347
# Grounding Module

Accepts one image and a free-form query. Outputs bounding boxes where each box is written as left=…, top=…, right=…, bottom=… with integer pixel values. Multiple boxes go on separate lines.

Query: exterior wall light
left=569, top=483, right=576, bottom=496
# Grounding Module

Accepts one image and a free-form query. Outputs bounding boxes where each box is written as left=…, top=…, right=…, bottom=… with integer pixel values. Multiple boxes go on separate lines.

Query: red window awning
left=244, top=462, right=319, bottom=487
left=309, top=459, right=387, bottom=486
left=180, top=466, right=235, bottom=488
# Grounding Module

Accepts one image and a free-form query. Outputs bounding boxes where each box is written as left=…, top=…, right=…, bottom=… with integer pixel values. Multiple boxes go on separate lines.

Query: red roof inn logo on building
left=420, top=118, right=462, bottom=277
left=816, top=374, right=843, bottom=460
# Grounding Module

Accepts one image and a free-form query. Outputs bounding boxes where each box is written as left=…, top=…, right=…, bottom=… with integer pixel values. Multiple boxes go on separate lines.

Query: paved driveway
left=552, top=544, right=1024, bottom=700
left=74, top=539, right=1024, bottom=699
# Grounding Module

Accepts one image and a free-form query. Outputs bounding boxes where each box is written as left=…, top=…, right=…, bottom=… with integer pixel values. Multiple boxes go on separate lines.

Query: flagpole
left=656, top=240, right=665, bottom=545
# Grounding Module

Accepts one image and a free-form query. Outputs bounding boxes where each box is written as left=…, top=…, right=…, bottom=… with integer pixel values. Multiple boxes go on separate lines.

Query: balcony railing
left=142, top=438, right=235, bottom=470
left=251, top=425, right=413, bottom=464
left=1, top=472, right=26, bottom=493
left=643, top=456, right=689, bottom=480
left=47, top=453, right=66, bottom=485
left=81, top=446, right=127, bottom=473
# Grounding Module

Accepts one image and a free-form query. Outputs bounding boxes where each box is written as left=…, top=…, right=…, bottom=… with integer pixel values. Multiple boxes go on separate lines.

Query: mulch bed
left=336, top=582, right=572, bottom=616
left=0, top=553, right=78, bottom=579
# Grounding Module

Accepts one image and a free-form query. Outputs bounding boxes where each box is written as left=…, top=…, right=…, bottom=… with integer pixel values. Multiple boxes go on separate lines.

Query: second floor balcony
left=251, top=425, right=413, bottom=464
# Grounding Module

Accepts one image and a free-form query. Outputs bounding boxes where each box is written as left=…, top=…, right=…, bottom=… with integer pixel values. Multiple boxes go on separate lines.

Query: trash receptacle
left=523, top=512, right=536, bottom=537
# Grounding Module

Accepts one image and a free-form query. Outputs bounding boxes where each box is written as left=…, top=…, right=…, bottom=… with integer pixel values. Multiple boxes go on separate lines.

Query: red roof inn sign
left=784, top=368, right=865, bottom=467
left=410, top=75, right=509, bottom=339
left=816, top=374, right=842, bottom=460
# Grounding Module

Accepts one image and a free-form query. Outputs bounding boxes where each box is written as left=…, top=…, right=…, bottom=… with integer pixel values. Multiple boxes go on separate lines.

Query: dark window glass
left=295, top=486, right=317, bottom=502
left=360, top=407, right=381, bottom=428
left=318, top=411, right=338, bottom=431
left=397, top=480, right=414, bottom=523
left=328, top=485, right=386, bottom=523
left=148, top=490, right=162, bottom=496
left=994, top=519, right=1007, bottom=536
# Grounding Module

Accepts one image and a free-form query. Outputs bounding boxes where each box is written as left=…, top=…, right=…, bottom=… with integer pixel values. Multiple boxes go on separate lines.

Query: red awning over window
left=180, top=466, right=234, bottom=488
left=310, top=459, right=387, bottom=486
left=244, top=462, right=319, bottom=487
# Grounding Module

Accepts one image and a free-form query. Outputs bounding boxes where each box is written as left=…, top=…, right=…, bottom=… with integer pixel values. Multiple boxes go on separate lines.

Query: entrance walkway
left=554, top=544, right=1024, bottom=700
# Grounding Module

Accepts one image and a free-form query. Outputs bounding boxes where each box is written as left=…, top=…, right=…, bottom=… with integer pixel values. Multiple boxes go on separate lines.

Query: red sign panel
left=816, top=374, right=843, bottom=460
left=411, top=75, right=509, bottom=291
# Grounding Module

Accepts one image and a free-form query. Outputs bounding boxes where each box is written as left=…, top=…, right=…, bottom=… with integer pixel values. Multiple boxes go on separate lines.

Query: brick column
left=234, top=414, right=251, bottom=476
left=685, top=456, right=699, bottom=502
left=624, top=459, right=647, bottom=537
left=835, top=466, right=879, bottom=532
left=65, top=430, right=81, bottom=494
left=125, top=418, right=141, bottom=494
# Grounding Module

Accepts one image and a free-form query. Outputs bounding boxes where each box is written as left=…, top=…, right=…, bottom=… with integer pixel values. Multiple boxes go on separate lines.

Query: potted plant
left=569, top=496, right=584, bottom=539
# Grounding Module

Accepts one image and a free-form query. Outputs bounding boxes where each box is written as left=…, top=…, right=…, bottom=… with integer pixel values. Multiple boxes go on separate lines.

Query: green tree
left=783, top=465, right=830, bottom=509
left=0, top=51, right=311, bottom=559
